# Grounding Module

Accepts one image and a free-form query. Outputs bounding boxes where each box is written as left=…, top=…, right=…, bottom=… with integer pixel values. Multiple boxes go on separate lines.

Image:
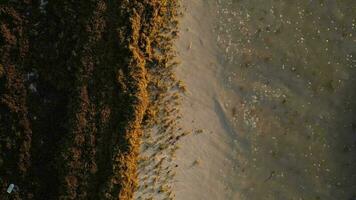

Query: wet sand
left=172, top=0, right=356, bottom=200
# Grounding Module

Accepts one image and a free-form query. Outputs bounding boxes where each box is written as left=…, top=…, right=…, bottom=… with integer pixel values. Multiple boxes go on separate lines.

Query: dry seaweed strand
left=57, top=1, right=108, bottom=199
left=57, top=0, right=180, bottom=199
left=135, top=0, right=183, bottom=199
left=0, top=0, right=180, bottom=199
left=0, top=1, right=33, bottom=199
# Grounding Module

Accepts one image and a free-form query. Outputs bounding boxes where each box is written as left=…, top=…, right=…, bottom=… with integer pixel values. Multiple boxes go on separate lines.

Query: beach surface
left=171, top=0, right=356, bottom=200
left=173, top=0, right=235, bottom=200
left=1, top=1, right=354, bottom=200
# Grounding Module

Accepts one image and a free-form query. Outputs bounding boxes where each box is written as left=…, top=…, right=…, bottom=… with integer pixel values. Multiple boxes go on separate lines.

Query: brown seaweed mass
left=0, top=0, right=179, bottom=199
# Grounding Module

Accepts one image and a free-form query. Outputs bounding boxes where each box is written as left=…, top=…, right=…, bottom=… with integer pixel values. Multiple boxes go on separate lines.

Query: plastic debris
left=6, top=184, right=19, bottom=194
left=7, top=184, right=14, bottom=194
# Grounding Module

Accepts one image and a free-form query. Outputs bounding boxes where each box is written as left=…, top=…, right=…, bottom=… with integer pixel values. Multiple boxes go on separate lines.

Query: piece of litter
left=7, top=184, right=14, bottom=193
left=29, top=83, right=37, bottom=93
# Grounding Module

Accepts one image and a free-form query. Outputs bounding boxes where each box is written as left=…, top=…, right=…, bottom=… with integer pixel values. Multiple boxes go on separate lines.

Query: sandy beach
left=1, top=0, right=355, bottom=200
left=171, top=0, right=356, bottom=200
left=172, top=0, right=236, bottom=200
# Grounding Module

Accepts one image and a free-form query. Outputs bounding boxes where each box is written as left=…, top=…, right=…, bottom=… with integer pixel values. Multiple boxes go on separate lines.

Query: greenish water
left=215, top=0, right=356, bottom=199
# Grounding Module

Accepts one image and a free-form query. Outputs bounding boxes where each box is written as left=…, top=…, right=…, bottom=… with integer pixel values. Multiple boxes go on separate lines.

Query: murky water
left=214, top=0, right=356, bottom=199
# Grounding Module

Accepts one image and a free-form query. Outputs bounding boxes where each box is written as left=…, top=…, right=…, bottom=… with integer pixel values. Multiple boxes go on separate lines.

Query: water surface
left=213, top=0, right=356, bottom=199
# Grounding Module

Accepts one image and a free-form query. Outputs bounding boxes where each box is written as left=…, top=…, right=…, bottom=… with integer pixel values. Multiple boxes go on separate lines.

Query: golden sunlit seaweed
left=1, top=0, right=179, bottom=199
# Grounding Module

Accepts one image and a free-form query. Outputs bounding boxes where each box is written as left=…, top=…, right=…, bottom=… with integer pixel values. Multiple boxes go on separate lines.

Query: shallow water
left=213, top=0, right=356, bottom=199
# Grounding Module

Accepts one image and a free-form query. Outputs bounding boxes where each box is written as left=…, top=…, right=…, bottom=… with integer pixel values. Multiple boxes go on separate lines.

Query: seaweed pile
left=0, top=0, right=179, bottom=199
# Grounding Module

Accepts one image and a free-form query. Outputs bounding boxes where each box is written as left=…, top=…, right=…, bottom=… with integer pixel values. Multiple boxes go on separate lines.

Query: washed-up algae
left=0, top=0, right=179, bottom=199
left=0, top=2, right=32, bottom=199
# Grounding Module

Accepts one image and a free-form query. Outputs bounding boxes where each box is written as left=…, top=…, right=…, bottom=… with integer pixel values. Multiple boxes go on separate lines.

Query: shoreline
left=1, top=0, right=356, bottom=200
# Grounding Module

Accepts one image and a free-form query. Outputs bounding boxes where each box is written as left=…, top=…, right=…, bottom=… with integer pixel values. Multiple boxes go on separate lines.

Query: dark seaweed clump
left=0, top=0, right=179, bottom=199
